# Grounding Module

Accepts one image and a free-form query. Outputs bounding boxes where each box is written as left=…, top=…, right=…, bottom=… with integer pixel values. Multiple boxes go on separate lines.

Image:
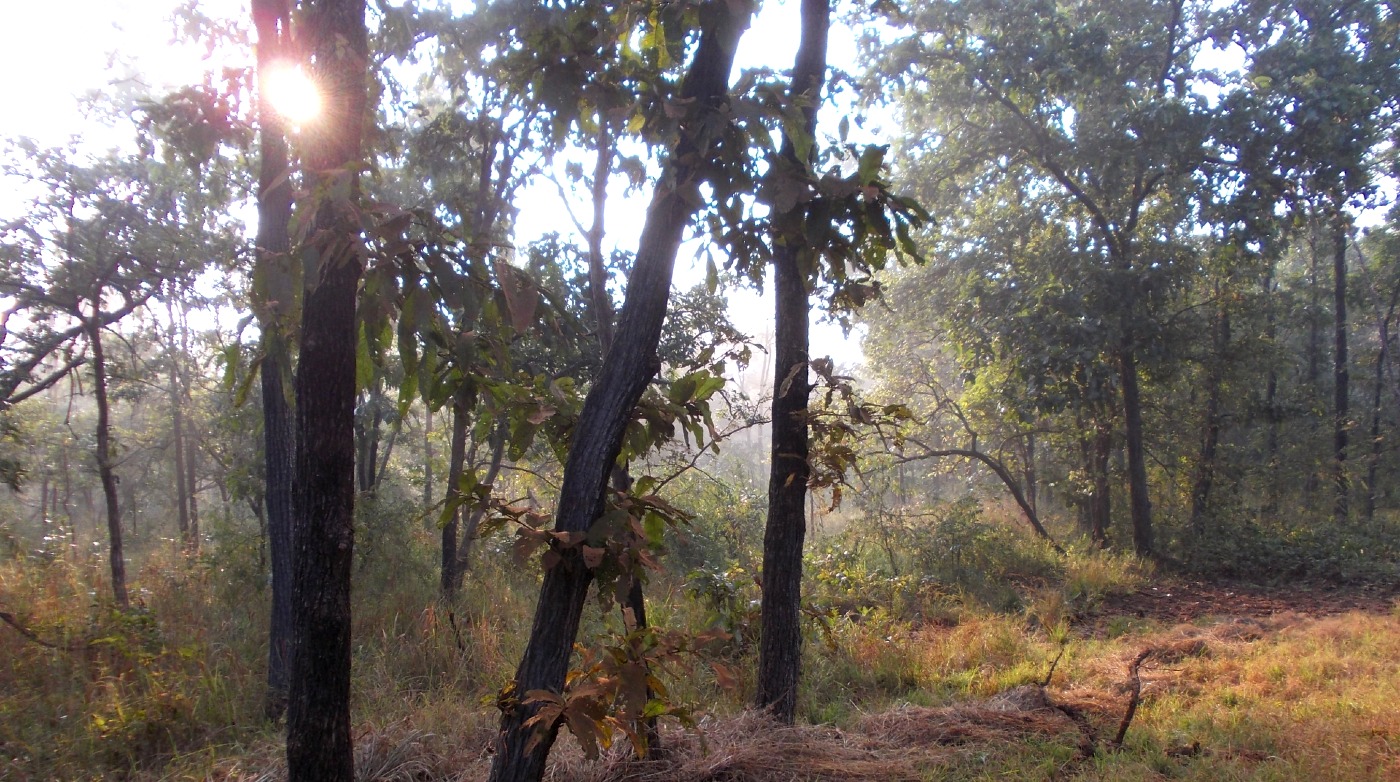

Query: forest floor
left=524, top=578, right=1400, bottom=782
left=6, top=552, right=1400, bottom=781
left=1093, top=577, right=1400, bottom=626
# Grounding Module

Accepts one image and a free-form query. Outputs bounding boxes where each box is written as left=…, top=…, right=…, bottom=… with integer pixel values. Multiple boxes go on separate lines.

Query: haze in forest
left=1, top=2, right=1398, bottom=781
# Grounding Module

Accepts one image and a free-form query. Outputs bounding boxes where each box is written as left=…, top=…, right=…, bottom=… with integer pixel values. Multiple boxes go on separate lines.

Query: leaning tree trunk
left=488, top=7, right=752, bottom=780
left=581, top=122, right=660, bottom=748
left=455, top=416, right=507, bottom=582
left=285, top=0, right=368, bottom=779
left=252, top=0, right=298, bottom=723
left=87, top=311, right=128, bottom=610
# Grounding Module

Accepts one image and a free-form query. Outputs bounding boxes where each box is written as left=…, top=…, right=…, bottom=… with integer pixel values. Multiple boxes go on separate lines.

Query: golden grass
left=4, top=543, right=1400, bottom=782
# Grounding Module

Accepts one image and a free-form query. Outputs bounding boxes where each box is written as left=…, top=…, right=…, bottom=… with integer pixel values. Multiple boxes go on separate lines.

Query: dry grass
left=6, top=541, right=1400, bottom=782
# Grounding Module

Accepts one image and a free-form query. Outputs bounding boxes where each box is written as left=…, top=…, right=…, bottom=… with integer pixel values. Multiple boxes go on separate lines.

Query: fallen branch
left=0, top=610, right=87, bottom=651
left=1111, top=648, right=1155, bottom=748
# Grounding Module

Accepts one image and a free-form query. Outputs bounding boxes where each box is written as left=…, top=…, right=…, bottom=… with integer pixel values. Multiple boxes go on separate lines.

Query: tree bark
left=440, top=398, right=468, bottom=598
left=422, top=407, right=434, bottom=510
left=1119, top=346, right=1154, bottom=556
left=455, top=415, right=507, bottom=581
left=488, top=6, right=752, bottom=779
left=168, top=301, right=192, bottom=544
left=755, top=0, right=829, bottom=724
left=252, top=0, right=298, bottom=723
left=87, top=312, right=127, bottom=609
left=1333, top=216, right=1350, bottom=523
left=285, top=0, right=367, bottom=779
left=1189, top=305, right=1229, bottom=535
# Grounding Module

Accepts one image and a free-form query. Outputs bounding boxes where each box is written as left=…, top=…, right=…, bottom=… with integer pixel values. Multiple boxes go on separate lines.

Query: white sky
left=0, top=0, right=870, bottom=370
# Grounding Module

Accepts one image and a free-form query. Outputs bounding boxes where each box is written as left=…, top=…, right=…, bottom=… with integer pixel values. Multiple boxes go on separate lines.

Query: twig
left=1040, top=646, right=1066, bottom=687
left=0, top=611, right=87, bottom=651
left=1112, top=648, right=1155, bottom=748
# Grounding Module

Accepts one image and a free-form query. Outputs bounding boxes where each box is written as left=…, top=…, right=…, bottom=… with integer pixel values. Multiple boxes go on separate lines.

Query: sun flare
left=264, top=64, right=321, bottom=127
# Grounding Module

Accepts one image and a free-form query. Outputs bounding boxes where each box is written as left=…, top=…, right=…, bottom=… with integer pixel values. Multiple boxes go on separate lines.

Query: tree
left=251, top=0, right=299, bottom=722
left=284, top=0, right=368, bottom=779
left=880, top=0, right=1219, bottom=555
left=1223, top=0, right=1400, bottom=523
left=754, top=0, right=830, bottom=723
left=488, top=4, right=755, bottom=779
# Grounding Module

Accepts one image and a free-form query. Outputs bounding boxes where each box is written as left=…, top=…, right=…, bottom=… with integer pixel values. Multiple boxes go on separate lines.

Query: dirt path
left=1096, top=578, right=1399, bottom=625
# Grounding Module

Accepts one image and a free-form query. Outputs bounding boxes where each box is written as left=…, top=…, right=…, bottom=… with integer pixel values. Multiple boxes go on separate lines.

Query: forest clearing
left=3, top=0, right=1400, bottom=780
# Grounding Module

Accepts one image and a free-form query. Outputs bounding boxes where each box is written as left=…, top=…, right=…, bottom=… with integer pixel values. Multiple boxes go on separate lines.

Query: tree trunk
left=1333, top=216, right=1349, bottom=523
left=185, top=418, right=201, bottom=548
left=488, top=7, right=752, bottom=779
left=455, top=416, right=507, bottom=581
left=581, top=120, right=659, bottom=749
left=87, top=312, right=127, bottom=609
left=252, top=0, right=298, bottom=723
left=755, top=0, right=829, bottom=724
left=285, top=0, right=368, bottom=779
left=440, top=399, right=468, bottom=598
left=169, top=313, right=192, bottom=543
left=1189, top=305, right=1229, bottom=535
left=1263, top=260, right=1280, bottom=517
left=1091, top=421, right=1111, bottom=548
left=1119, top=347, right=1153, bottom=556
left=423, top=407, right=434, bottom=510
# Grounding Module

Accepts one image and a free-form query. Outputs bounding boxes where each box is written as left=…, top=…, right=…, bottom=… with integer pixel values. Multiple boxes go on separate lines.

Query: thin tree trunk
left=755, top=0, right=829, bottom=724
left=488, top=8, right=752, bottom=779
left=1189, top=305, right=1229, bottom=535
left=1263, top=260, right=1280, bottom=516
left=168, top=311, right=192, bottom=543
left=87, top=312, right=127, bottom=609
left=185, top=417, right=200, bottom=548
left=286, top=0, right=368, bottom=778
left=1333, top=216, right=1350, bottom=523
left=1365, top=281, right=1398, bottom=521
left=422, top=407, right=434, bottom=510
left=1119, top=346, right=1154, bottom=557
left=253, top=0, right=297, bottom=724
left=440, top=399, right=468, bottom=597
left=455, top=416, right=506, bottom=580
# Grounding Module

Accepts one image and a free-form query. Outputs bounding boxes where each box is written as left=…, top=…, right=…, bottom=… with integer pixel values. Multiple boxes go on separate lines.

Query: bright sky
left=0, top=0, right=870, bottom=371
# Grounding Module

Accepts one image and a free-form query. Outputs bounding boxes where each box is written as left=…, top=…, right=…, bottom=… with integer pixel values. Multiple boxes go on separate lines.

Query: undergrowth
left=1, top=502, right=1396, bottom=781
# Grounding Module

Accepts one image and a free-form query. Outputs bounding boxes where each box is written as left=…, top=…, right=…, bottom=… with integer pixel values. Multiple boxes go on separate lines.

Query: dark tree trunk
left=422, top=407, right=434, bottom=510
left=252, top=0, right=297, bottom=723
left=1022, top=432, right=1037, bottom=516
left=1119, top=347, right=1154, bottom=556
left=582, top=120, right=658, bottom=749
left=440, top=399, right=468, bottom=598
left=285, top=0, right=368, bottom=779
left=1075, top=414, right=1108, bottom=548
left=1189, top=305, right=1230, bottom=535
left=455, top=416, right=507, bottom=581
left=1365, top=281, right=1398, bottom=521
left=1263, top=260, right=1280, bottom=517
left=1090, top=421, right=1111, bottom=547
left=88, top=312, right=127, bottom=609
left=1333, top=217, right=1349, bottom=523
left=755, top=0, right=829, bottom=724
left=488, top=7, right=752, bottom=779
left=169, top=315, right=192, bottom=543
left=185, top=420, right=200, bottom=548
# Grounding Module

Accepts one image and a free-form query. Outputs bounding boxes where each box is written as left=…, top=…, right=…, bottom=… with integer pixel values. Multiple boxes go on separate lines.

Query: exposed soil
left=1095, top=577, right=1400, bottom=625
